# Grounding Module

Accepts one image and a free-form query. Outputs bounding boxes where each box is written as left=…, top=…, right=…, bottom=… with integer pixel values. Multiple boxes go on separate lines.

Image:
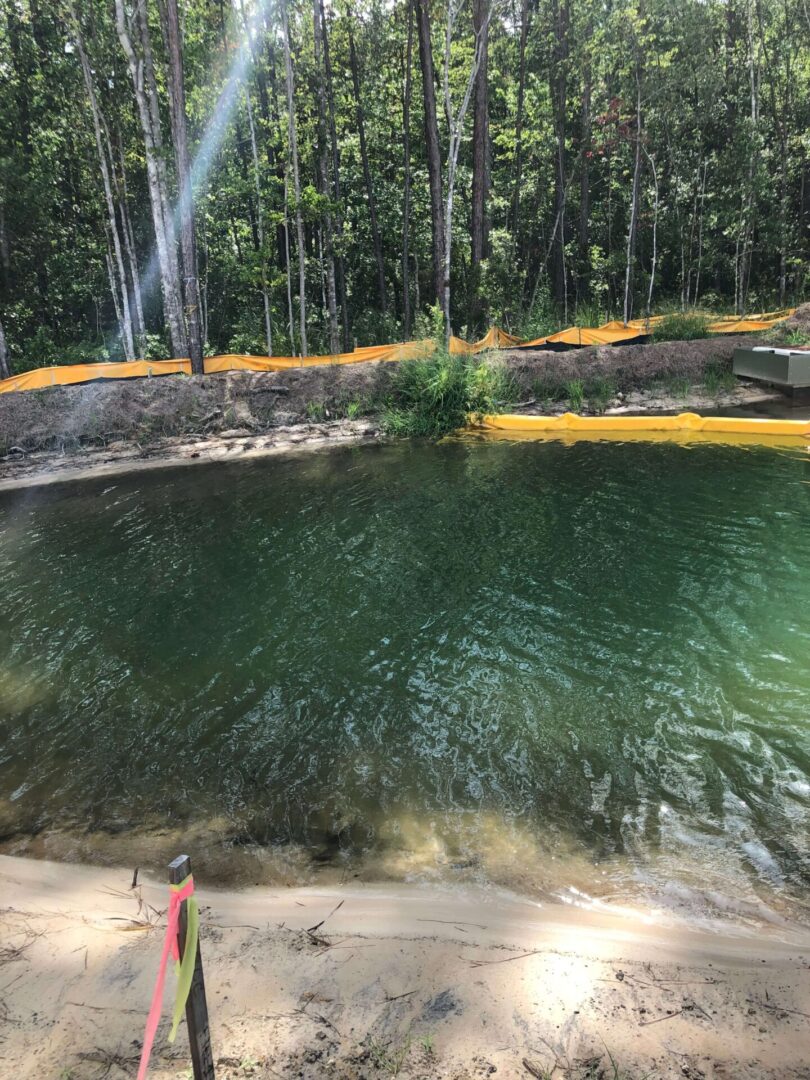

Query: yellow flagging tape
left=0, top=309, right=796, bottom=395
left=468, top=412, right=810, bottom=449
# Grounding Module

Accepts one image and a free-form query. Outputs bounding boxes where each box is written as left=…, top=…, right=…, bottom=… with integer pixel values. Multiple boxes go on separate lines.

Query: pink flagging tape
left=136, top=875, right=196, bottom=1080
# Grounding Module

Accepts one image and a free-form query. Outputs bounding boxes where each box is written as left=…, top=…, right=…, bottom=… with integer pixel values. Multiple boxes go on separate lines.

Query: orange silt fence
left=0, top=310, right=795, bottom=395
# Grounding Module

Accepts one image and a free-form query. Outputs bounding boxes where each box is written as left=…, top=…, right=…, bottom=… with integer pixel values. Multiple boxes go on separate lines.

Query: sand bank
left=1, top=855, right=809, bottom=1079
left=0, top=419, right=380, bottom=491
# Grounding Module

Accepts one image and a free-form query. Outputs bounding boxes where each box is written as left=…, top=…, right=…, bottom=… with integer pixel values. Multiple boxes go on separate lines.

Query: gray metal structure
left=733, top=346, right=810, bottom=388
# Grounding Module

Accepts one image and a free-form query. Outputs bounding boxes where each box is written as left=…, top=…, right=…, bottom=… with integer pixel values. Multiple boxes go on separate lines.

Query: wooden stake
left=168, top=854, right=215, bottom=1080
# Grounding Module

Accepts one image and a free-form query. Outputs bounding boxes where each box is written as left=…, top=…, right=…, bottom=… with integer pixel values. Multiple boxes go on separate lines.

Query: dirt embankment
left=0, top=335, right=781, bottom=488
left=783, top=302, right=810, bottom=335
left=503, top=334, right=766, bottom=393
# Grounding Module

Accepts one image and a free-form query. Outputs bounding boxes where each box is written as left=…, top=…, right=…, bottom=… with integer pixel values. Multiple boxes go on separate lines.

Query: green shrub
left=381, top=349, right=517, bottom=437
left=651, top=311, right=712, bottom=343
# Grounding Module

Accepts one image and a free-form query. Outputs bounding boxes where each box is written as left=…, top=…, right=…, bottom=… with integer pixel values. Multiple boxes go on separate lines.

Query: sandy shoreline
left=1, top=855, right=809, bottom=1078
left=0, top=419, right=381, bottom=492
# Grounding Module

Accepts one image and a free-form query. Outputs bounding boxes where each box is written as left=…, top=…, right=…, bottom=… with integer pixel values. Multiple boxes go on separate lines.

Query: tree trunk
left=280, top=0, right=307, bottom=356
left=0, top=204, right=10, bottom=287
left=549, top=0, right=570, bottom=316
left=348, top=27, right=387, bottom=314
left=694, top=161, right=707, bottom=305
left=579, top=42, right=592, bottom=298
left=105, top=243, right=125, bottom=343
left=244, top=76, right=273, bottom=355
left=73, top=15, right=135, bottom=360
left=416, top=0, right=445, bottom=310
left=161, top=0, right=204, bottom=373
left=442, top=0, right=489, bottom=339
left=283, top=171, right=296, bottom=352
left=112, top=129, right=146, bottom=345
left=401, top=0, right=414, bottom=337
left=318, top=0, right=351, bottom=349
left=0, top=315, right=10, bottom=381
left=512, top=0, right=530, bottom=240
left=470, top=0, right=490, bottom=330
left=135, top=0, right=187, bottom=349
left=623, top=76, right=642, bottom=325
left=641, top=148, right=658, bottom=322
left=313, top=0, right=339, bottom=352
left=115, top=0, right=187, bottom=358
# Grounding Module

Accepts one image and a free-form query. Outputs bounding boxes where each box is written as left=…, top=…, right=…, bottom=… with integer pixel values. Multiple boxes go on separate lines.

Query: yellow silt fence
left=0, top=309, right=796, bottom=395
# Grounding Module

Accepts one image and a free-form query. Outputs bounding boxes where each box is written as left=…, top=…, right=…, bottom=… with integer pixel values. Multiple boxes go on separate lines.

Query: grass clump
left=651, top=310, right=712, bottom=343
left=665, top=374, right=692, bottom=399
left=782, top=327, right=810, bottom=346
left=382, top=348, right=517, bottom=437
left=565, top=378, right=585, bottom=412
left=703, top=362, right=737, bottom=395
left=587, top=376, right=617, bottom=414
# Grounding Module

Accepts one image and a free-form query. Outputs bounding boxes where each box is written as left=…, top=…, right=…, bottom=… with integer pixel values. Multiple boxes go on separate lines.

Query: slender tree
left=313, top=0, right=339, bottom=351
left=548, top=0, right=570, bottom=318
left=401, top=0, right=415, bottom=337
left=511, top=0, right=530, bottom=243
left=72, top=13, right=136, bottom=360
left=416, top=0, right=445, bottom=310
left=318, top=0, right=351, bottom=348
left=470, top=0, right=490, bottom=329
left=623, top=75, right=643, bottom=326
left=161, top=0, right=204, bottom=372
left=114, top=0, right=187, bottom=358
left=441, top=0, right=489, bottom=338
left=280, top=0, right=308, bottom=356
left=0, top=315, right=9, bottom=381
left=348, top=23, right=387, bottom=314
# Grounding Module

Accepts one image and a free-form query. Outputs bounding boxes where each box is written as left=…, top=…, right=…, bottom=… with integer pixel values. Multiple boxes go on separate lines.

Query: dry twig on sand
left=461, top=949, right=542, bottom=969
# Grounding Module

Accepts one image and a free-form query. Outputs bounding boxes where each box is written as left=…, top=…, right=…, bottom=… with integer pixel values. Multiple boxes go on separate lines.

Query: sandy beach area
left=1, top=855, right=809, bottom=1079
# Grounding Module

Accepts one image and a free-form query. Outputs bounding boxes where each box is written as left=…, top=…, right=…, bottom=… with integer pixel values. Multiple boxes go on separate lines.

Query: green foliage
left=419, top=1033, right=435, bottom=1055
left=382, top=349, right=517, bottom=438
left=512, top=282, right=558, bottom=342
left=781, top=328, right=810, bottom=346
left=566, top=378, right=585, bottom=412
left=588, top=376, right=617, bottom=414
left=0, top=0, right=807, bottom=371
left=651, top=311, right=712, bottom=343
left=573, top=301, right=608, bottom=329
left=227, top=330, right=269, bottom=356
left=412, top=302, right=446, bottom=344
left=306, top=401, right=326, bottom=420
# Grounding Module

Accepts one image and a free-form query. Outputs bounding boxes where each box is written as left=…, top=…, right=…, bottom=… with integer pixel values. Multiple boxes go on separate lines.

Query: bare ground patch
left=1, top=856, right=809, bottom=1080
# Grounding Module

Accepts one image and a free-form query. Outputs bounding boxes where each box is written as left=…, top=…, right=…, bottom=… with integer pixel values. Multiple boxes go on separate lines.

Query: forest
left=0, top=0, right=808, bottom=377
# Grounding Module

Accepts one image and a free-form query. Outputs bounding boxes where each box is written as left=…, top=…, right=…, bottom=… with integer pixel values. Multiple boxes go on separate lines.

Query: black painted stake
left=168, top=854, right=215, bottom=1080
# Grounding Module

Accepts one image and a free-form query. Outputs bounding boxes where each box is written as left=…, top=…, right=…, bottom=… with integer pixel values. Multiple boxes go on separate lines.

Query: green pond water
left=1, top=439, right=809, bottom=925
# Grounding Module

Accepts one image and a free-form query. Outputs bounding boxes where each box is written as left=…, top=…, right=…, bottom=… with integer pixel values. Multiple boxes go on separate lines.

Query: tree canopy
left=0, top=0, right=807, bottom=371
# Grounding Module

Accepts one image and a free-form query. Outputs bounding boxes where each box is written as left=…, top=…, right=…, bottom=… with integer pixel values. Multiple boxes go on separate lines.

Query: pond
left=1, top=438, right=809, bottom=927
